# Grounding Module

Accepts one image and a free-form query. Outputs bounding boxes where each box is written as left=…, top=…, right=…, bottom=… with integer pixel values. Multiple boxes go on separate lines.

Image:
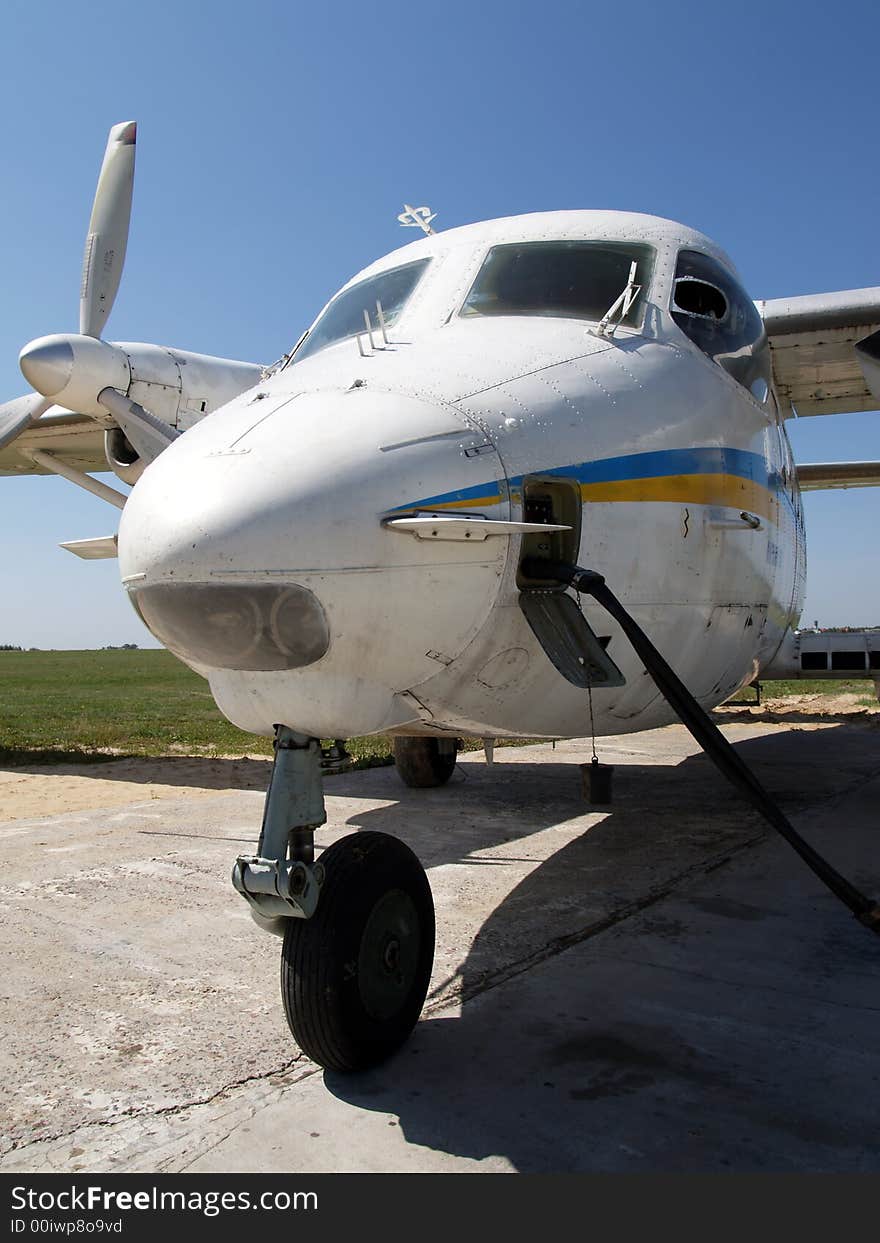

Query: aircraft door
left=516, top=475, right=625, bottom=690
left=516, top=476, right=582, bottom=588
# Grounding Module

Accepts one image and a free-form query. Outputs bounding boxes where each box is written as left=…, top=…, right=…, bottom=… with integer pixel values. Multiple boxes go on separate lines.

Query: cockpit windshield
left=293, top=258, right=431, bottom=363
left=670, top=250, right=771, bottom=399
left=461, top=241, right=654, bottom=327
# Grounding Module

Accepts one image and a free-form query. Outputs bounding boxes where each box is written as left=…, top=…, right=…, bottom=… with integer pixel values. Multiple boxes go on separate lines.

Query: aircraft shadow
left=0, top=752, right=275, bottom=793
left=715, top=704, right=880, bottom=728
left=323, top=725, right=880, bottom=1172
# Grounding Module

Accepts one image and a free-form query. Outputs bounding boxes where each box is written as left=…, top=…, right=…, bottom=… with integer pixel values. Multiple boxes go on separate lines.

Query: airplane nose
left=19, top=336, right=74, bottom=395
left=117, top=387, right=508, bottom=735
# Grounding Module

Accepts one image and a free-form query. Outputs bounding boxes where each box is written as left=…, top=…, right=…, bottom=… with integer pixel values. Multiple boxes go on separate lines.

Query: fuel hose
left=521, top=558, right=880, bottom=933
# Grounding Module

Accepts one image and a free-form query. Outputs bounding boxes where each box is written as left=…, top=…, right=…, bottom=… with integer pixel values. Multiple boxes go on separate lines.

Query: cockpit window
left=460, top=241, right=654, bottom=327
left=671, top=250, right=771, bottom=400
left=293, top=258, right=431, bottom=363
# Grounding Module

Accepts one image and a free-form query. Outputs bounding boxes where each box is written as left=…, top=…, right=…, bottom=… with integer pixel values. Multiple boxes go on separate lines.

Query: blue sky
left=1, top=0, right=878, bottom=647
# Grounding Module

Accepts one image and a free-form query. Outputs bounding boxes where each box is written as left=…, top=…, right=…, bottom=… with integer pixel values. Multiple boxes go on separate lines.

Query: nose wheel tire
left=393, top=736, right=458, bottom=788
left=280, top=831, right=435, bottom=1072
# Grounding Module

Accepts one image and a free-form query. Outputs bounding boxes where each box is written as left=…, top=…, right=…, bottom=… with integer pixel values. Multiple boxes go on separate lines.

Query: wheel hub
left=383, top=938, right=401, bottom=972
left=358, top=889, right=421, bottom=1022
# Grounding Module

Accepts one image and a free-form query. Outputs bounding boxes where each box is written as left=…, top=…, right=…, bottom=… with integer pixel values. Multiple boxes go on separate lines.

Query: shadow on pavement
left=323, top=724, right=880, bottom=1171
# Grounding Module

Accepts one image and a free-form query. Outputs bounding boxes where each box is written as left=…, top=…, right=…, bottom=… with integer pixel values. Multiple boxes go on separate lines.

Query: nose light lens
left=131, top=583, right=330, bottom=671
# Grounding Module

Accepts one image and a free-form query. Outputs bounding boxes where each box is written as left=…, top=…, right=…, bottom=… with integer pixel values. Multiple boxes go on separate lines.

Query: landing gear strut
left=233, top=726, right=435, bottom=1071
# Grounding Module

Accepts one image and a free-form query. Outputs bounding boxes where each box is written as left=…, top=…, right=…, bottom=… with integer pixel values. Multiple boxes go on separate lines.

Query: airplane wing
left=757, top=286, right=880, bottom=417
left=796, top=461, right=880, bottom=491
left=0, top=408, right=107, bottom=477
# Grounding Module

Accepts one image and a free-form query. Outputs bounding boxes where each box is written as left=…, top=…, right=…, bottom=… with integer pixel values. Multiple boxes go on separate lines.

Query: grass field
left=0, top=648, right=400, bottom=766
left=0, top=648, right=276, bottom=763
left=731, top=679, right=876, bottom=701
left=0, top=648, right=875, bottom=766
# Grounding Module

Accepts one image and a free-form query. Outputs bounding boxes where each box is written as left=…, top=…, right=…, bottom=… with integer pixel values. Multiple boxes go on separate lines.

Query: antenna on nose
left=398, top=204, right=436, bottom=235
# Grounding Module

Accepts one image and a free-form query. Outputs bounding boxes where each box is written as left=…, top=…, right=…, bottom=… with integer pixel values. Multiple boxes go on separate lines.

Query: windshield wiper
left=594, top=261, right=641, bottom=338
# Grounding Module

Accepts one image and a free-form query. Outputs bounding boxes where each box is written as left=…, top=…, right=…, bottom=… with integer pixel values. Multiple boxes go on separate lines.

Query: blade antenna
left=376, top=300, right=389, bottom=345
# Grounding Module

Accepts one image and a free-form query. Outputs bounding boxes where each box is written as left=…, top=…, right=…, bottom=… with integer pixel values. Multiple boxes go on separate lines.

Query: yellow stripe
left=408, top=475, right=780, bottom=523
left=416, top=493, right=504, bottom=511
left=579, top=473, right=779, bottom=523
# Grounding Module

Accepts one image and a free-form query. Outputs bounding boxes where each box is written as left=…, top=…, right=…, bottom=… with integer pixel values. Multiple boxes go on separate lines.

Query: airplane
left=3, top=121, right=880, bottom=1073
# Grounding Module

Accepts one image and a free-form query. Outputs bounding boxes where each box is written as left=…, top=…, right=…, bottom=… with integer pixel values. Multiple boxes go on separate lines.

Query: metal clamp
left=232, top=854, right=324, bottom=920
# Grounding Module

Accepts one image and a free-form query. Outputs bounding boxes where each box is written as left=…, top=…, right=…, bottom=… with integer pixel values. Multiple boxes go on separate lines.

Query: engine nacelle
left=20, top=330, right=264, bottom=483
left=104, top=426, right=146, bottom=484
left=114, top=343, right=264, bottom=431
left=101, top=344, right=264, bottom=482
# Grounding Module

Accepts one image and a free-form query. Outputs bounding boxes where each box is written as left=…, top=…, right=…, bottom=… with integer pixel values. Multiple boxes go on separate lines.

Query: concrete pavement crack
left=3, top=1056, right=310, bottom=1158
left=426, top=765, right=880, bottom=1012
left=427, top=829, right=770, bottom=1010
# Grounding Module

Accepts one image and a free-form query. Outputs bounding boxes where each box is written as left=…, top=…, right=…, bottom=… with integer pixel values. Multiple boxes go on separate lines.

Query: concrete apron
left=1, top=720, right=878, bottom=1172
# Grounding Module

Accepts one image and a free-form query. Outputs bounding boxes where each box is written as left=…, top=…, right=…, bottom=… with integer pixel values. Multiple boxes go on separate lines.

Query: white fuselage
left=117, top=210, right=806, bottom=740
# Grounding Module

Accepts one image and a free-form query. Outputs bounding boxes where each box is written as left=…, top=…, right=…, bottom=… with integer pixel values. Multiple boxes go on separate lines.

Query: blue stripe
left=514, top=447, right=769, bottom=488
left=394, top=447, right=774, bottom=512
left=390, top=478, right=504, bottom=511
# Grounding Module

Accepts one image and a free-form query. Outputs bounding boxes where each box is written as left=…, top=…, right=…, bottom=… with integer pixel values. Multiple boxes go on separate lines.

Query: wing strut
left=25, top=450, right=127, bottom=509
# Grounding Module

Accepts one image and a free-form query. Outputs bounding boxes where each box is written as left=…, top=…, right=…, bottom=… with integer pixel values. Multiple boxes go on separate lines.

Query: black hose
left=522, top=558, right=880, bottom=932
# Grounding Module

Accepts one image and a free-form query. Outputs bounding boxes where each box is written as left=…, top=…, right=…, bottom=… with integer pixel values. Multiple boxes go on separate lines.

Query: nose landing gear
left=281, top=832, right=434, bottom=1072
left=233, top=726, right=435, bottom=1071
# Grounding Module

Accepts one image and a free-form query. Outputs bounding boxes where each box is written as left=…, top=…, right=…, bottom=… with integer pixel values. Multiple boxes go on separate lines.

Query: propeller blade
left=0, top=392, right=52, bottom=451
left=79, top=121, right=137, bottom=339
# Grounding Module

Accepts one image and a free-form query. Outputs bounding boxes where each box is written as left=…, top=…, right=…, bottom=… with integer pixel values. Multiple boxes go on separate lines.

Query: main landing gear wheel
left=393, top=736, right=458, bottom=788
left=281, top=831, right=435, bottom=1072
